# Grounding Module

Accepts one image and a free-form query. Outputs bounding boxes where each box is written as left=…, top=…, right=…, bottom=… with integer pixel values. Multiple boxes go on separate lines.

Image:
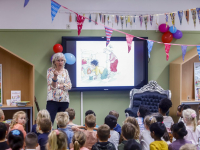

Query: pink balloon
left=159, top=24, right=169, bottom=33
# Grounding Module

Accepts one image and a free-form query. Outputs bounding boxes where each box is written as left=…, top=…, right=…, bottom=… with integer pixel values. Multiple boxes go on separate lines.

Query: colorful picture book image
left=76, top=41, right=135, bottom=87
left=194, top=63, right=200, bottom=100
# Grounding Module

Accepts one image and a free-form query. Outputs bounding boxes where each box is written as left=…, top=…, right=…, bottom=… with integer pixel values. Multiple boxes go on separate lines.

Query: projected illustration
left=76, top=41, right=134, bottom=87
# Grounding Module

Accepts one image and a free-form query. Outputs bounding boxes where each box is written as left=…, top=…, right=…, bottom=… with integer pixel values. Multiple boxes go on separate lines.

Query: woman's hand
left=53, top=70, right=59, bottom=79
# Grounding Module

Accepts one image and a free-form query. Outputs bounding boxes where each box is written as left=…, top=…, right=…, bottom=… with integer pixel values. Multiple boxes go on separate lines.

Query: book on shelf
left=11, top=91, right=21, bottom=106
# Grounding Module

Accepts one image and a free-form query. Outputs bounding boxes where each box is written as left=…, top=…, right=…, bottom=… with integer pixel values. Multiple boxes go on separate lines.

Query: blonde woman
left=46, top=52, right=72, bottom=124
left=31, top=109, right=50, bottom=135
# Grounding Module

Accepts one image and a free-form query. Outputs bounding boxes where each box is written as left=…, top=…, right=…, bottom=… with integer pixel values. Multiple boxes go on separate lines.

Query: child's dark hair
left=85, top=114, right=96, bottom=128
left=171, top=122, right=188, bottom=138
left=85, top=110, right=96, bottom=117
left=0, top=122, right=7, bottom=140
left=97, top=124, right=110, bottom=141
left=105, top=115, right=117, bottom=129
left=91, top=60, right=98, bottom=66
left=40, top=118, right=52, bottom=133
left=124, top=139, right=141, bottom=150
left=109, top=110, right=119, bottom=119
left=8, top=130, right=24, bottom=150
left=150, top=122, right=166, bottom=138
left=138, top=105, right=150, bottom=118
left=25, top=132, right=38, bottom=149
left=159, top=98, right=172, bottom=113
left=182, top=104, right=191, bottom=111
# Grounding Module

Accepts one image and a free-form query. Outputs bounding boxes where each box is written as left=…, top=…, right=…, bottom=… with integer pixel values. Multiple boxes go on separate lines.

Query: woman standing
left=46, top=53, right=72, bottom=123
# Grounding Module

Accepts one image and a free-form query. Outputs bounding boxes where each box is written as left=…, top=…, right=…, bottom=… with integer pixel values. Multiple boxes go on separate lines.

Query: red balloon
left=53, top=44, right=63, bottom=53
left=162, top=32, right=173, bottom=43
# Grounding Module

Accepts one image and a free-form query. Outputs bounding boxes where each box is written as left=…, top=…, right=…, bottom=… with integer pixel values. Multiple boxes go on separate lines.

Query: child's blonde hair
left=0, top=109, right=4, bottom=121
left=144, top=115, right=157, bottom=129
left=36, top=110, right=50, bottom=133
left=55, top=112, right=69, bottom=128
left=183, top=108, right=197, bottom=132
left=47, top=130, right=67, bottom=150
left=72, top=131, right=86, bottom=150
left=10, top=111, right=27, bottom=129
left=180, top=143, right=197, bottom=150
left=124, top=117, right=140, bottom=140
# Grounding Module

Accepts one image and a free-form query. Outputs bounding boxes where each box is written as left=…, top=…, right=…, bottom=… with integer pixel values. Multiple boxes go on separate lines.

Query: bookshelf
left=0, top=45, right=35, bottom=131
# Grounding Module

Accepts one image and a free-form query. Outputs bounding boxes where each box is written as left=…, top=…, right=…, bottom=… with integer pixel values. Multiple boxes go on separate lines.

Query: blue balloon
left=64, top=53, right=76, bottom=65
left=169, top=26, right=177, bottom=34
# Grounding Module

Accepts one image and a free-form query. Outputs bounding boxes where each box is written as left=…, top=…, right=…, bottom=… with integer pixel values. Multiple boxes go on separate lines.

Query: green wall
left=0, top=30, right=199, bottom=127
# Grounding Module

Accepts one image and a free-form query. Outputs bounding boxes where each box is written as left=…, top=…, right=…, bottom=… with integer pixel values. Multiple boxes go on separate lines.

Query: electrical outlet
left=66, top=24, right=70, bottom=29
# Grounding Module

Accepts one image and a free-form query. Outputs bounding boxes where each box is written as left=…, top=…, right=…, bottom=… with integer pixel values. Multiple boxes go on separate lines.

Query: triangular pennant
left=178, top=11, right=183, bottom=25
left=165, top=13, right=169, bottom=27
left=102, top=14, right=104, bottom=23
left=89, top=14, right=91, bottom=22
left=125, top=16, right=128, bottom=28
left=144, top=16, right=148, bottom=30
left=105, top=26, right=113, bottom=46
left=69, top=13, right=72, bottom=22
left=95, top=14, right=98, bottom=25
left=127, top=16, right=130, bottom=23
left=76, top=14, right=85, bottom=36
left=170, top=13, right=175, bottom=26
left=139, top=15, right=143, bottom=27
left=120, top=16, right=124, bottom=29
left=51, top=0, right=61, bottom=21
left=24, top=0, right=30, bottom=7
left=126, top=34, right=134, bottom=53
left=191, top=9, right=197, bottom=27
left=130, top=16, right=133, bottom=27
left=147, top=40, right=154, bottom=58
left=107, top=15, right=110, bottom=25
left=104, top=15, right=106, bottom=25
left=164, top=44, right=171, bottom=61
left=116, top=15, right=119, bottom=25
left=197, top=8, right=200, bottom=23
left=184, top=9, right=189, bottom=24
left=197, top=46, right=200, bottom=60
left=99, top=13, right=102, bottom=22
left=181, top=45, right=187, bottom=61
left=150, top=15, right=153, bottom=26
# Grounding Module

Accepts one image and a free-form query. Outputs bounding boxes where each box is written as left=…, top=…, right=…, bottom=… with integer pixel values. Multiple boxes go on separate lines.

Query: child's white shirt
left=163, top=116, right=174, bottom=132
left=140, top=129, right=154, bottom=150
left=108, top=130, right=119, bottom=150
left=184, top=126, right=200, bottom=147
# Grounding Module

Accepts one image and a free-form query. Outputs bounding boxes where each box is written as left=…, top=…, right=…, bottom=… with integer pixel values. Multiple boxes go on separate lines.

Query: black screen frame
left=62, top=36, right=148, bottom=91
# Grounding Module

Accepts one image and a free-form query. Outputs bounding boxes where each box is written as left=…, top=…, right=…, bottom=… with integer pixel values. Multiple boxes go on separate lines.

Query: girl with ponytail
left=169, top=121, right=191, bottom=150
left=7, top=129, right=24, bottom=150
left=47, top=130, right=67, bottom=150
left=70, top=131, right=89, bottom=150
left=183, top=108, right=200, bottom=149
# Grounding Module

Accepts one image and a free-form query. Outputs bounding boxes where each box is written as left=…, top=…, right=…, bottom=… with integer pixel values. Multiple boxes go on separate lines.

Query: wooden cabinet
left=0, top=45, right=34, bottom=131
left=170, top=46, right=200, bottom=122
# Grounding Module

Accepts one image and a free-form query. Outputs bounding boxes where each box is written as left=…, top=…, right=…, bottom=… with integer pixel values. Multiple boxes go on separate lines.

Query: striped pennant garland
left=150, top=15, right=153, bottom=26
left=105, top=26, right=113, bottom=47
left=147, top=40, right=154, bottom=58
left=24, top=0, right=30, bottom=7
left=178, top=11, right=183, bottom=25
left=197, top=8, right=200, bottom=23
left=165, top=44, right=171, bottom=61
left=181, top=45, right=187, bottom=61
left=197, top=46, right=200, bottom=60
left=126, top=34, right=134, bottom=53
left=191, top=9, right=197, bottom=27
left=51, top=0, right=61, bottom=21
left=77, top=14, right=85, bottom=36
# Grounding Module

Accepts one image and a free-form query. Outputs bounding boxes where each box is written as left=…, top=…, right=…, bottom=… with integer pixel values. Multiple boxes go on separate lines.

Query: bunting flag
left=95, top=14, right=98, bottom=25
left=144, top=16, right=148, bottom=30
left=111, top=15, right=115, bottom=27
left=107, top=15, right=109, bottom=25
left=76, top=14, right=85, bottom=36
left=130, top=16, right=133, bottom=27
left=105, top=26, right=113, bottom=46
left=99, top=13, right=102, bottom=22
left=164, top=44, right=171, bottom=61
left=89, top=14, right=91, bottom=22
left=127, top=16, right=130, bottom=23
left=181, top=45, right=187, bottom=61
left=178, top=11, right=183, bottom=25
left=24, top=0, right=30, bottom=7
left=103, top=15, right=106, bottom=25
left=69, top=13, right=72, bottom=22
left=139, top=15, right=143, bottom=27
left=51, top=0, right=61, bottom=21
left=150, top=15, right=153, bottom=26
left=170, top=13, right=175, bottom=26
left=165, top=13, right=169, bottom=27
left=147, top=40, right=154, bottom=58
left=126, top=34, right=134, bottom=53
left=116, top=15, right=119, bottom=25
left=191, top=9, right=197, bottom=27
left=125, top=16, right=128, bottom=28
left=184, top=9, right=189, bottom=24
left=197, top=46, right=200, bottom=60
left=197, top=8, right=200, bottom=23
left=133, top=15, right=136, bottom=24
left=120, top=16, right=124, bottom=29
left=102, top=14, right=105, bottom=23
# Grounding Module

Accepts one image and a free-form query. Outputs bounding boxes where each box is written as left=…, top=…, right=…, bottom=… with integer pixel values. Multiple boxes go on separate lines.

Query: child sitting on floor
left=109, top=110, right=121, bottom=135
left=25, top=132, right=39, bottom=150
left=0, top=122, right=9, bottom=150
left=66, top=108, right=77, bottom=131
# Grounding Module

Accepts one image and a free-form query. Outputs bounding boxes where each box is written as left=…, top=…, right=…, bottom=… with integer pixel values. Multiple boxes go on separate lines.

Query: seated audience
left=169, top=122, right=191, bottom=150
left=85, top=110, right=99, bottom=128
left=0, top=109, right=9, bottom=133
left=66, top=108, right=77, bottom=131
left=38, top=118, right=52, bottom=150
left=124, top=139, right=141, bottom=150
left=56, top=112, right=74, bottom=149
left=92, top=124, right=115, bottom=150
left=25, top=132, right=39, bottom=150
left=0, top=122, right=9, bottom=150
left=7, top=129, right=24, bottom=150
left=109, top=110, right=121, bottom=135
left=177, top=104, right=190, bottom=124
left=149, top=122, right=168, bottom=150
left=180, top=143, right=197, bottom=150
left=70, top=130, right=89, bottom=150
left=105, top=115, right=119, bottom=149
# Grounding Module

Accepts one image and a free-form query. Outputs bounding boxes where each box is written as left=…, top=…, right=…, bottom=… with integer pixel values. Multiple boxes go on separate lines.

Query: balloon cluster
left=51, top=44, right=76, bottom=65
left=159, top=24, right=183, bottom=43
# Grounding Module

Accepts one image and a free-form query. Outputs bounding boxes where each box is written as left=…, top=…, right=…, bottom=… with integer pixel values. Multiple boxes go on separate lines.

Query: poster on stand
left=194, top=62, right=200, bottom=100
left=0, top=64, right=2, bottom=105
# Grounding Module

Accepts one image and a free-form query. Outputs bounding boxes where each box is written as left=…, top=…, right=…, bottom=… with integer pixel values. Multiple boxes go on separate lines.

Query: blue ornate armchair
left=125, top=81, right=171, bottom=117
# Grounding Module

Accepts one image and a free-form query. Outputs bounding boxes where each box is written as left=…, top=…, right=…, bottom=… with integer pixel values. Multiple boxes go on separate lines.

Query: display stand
left=170, top=46, right=200, bottom=122
left=0, top=45, right=34, bottom=132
